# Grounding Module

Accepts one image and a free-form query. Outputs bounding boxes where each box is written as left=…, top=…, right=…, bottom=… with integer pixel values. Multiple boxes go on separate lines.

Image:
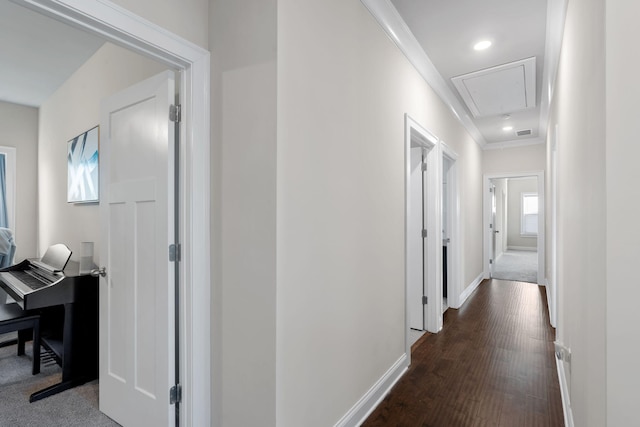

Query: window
left=0, top=147, right=16, bottom=230
left=0, top=153, right=7, bottom=227
left=521, top=192, right=538, bottom=236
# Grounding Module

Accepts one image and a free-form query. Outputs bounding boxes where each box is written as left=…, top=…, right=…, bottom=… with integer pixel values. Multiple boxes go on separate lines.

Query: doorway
left=442, top=157, right=450, bottom=313
left=405, top=115, right=460, bottom=357
left=483, top=172, right=545, bottom=286
left=406, top=116, right=438, bottom=340
left=490, top=177, right=538, bottom=283
left=490, top=178, right=538, bottom=282
left=440, top=141, right=460, bottom=313
left=12, top=1, right=211, bottom=425
left=441, top=143, right=459, bottom=311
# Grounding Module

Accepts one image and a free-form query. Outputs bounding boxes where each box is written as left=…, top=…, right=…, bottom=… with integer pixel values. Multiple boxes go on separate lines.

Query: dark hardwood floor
left=363, top=279, right=564, bottom=427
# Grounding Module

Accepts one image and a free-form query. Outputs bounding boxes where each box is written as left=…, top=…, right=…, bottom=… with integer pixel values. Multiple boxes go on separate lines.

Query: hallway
left=363, top=279, right=563, bottom=426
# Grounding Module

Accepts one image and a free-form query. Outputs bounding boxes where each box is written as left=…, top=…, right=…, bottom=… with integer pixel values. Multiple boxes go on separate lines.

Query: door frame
left=440, top=142, right=460, bottom=309
left=404, top=114, right=442, bottom=361
left=16, top=1, right=211, bottom=425
left=549, top=125, right=559, bottom=328
left=483, top=171, right=545, bottom=285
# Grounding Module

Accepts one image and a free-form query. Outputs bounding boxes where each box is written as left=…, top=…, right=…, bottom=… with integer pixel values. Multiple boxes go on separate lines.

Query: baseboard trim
left=507, top=245, right=537, bottom=252
left=334, top=353, right=408, bottom=427
left=555, top=352, right=575, bottom=427
left=458, top=273, right=484, bottom=308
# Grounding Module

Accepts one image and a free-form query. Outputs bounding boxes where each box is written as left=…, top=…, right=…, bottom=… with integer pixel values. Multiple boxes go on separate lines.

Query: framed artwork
left=67, top=125, right=99, bottom=203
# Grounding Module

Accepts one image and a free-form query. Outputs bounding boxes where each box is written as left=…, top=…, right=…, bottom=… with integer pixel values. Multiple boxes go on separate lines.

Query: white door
left=408, top=146, right=425, bottom=330
left=99, top=70, right=177, bottom=427
left=490, top=183, right=497, bottom=278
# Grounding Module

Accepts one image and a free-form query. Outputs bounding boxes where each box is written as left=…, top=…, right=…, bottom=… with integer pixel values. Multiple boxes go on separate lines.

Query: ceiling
left=389, top=0, right=551, bottom=148
left=3, top=0, right=555, bottom=148
left=0, top=1, right=104, bottom=107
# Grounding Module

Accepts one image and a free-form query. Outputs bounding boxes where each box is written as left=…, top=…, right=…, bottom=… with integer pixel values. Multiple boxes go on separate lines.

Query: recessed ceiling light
left=474, top=40, right=492, bottom=51
left=503, top=126, right=513, bottom=131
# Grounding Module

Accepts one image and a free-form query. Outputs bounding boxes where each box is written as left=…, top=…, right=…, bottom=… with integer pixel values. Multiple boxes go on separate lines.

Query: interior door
left=490, top=183, right=497, bottom=278
left=99, top=70, right=177, bottom=427
left=408, top=146, right=425, bottom=330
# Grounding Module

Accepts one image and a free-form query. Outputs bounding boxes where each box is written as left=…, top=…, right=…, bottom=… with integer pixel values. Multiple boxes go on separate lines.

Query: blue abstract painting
left=67, top=126, right=99, bottom=203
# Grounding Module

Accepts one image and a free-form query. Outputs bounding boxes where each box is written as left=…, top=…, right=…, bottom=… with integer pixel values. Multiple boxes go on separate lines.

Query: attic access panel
left=452, top=57, right=536, bottom=118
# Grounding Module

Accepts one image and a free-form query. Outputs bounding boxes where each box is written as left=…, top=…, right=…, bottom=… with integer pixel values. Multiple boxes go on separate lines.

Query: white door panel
left=100, top=70, right=176, bottom=427
left=408, top=146, right=425, bottom=330
left=490, top=184, right=497, bottom=278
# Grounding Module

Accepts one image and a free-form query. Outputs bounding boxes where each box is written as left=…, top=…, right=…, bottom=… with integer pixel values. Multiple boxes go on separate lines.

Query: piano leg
left=29, top=377, right=93, bottom=403
left=17, top=328, right=27, bottom=355
left=29, top=301, right=97, bottom=402
left=32, top=318, right=40, bottom=375
left=17, top=326, right=40, bottom=374
left=0, top=337, right=18, bottom=348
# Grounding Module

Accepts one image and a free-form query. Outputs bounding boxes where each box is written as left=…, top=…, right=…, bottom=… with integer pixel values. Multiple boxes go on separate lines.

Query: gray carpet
left=0, top=335, right=120, bottom=427
left=492, top=250, right=538, bottom=283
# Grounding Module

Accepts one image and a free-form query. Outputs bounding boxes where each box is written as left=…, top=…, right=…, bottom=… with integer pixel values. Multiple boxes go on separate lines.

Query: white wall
left=506, top=178, right=537, bottom=249
left=0, top=101, right=38, bottom=260
left=276, top=0, right=483, bottom=425
left=547, top=0, right=606, bottom=424
left=606, top=1, right=640, bottom=424
left=208, top=1, right=485, bottom=424
left=483, top=143, right=546, bottom=175
left=38, top=43, right=166, bottom=261
left=210, top=1, right=277, bottom=426
left=110, top=0, right=208, bottom=48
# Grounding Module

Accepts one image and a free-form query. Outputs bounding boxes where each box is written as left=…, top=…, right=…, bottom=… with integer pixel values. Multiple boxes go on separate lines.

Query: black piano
left=0, top=244, right=98, bottom=402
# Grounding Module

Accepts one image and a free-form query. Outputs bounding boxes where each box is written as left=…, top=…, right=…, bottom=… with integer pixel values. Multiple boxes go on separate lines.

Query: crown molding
left=539, top=0, right=569, bottom=144
left=362, top=0, right=568, bottom=150
left=360, top=0, right=487, bottom=148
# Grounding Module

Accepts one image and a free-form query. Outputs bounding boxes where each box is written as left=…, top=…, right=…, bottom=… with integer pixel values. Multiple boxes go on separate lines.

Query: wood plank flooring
left=362, top=279, right=564, bottom=427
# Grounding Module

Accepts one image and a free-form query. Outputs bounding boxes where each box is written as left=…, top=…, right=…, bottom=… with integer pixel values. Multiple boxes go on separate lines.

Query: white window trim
left=0, top=146, right=17, bottom=231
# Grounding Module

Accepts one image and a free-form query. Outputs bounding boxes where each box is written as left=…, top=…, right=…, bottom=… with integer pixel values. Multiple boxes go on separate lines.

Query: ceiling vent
left=451, top=57, right=537, bottom=118
left=516, top=129, right=532, bottom=137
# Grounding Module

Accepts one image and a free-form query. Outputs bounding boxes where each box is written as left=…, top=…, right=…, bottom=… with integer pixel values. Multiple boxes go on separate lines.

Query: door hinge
left=489, top=187, right=494, bottom=193
left=422, top=229, right=427, bottom=238
left=421, top=162, right=427, bottom=172
left=489, top=223, right=493, bottom=229
left=489, top=259, right=493, bottom=264
left=170, top=104, right=181, bottom=123
left=170, top=384, right=182, bottom=405
left=422, top=296, right=428, bottom=305
left=169, top=244, right=181, bottom=262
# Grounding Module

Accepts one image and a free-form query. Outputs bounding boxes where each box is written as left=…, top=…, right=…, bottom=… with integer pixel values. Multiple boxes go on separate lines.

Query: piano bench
left=0, top=303, right=40, bottom=375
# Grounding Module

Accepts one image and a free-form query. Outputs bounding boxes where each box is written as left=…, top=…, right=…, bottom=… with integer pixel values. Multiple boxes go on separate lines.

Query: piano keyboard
left=0, top=269, right=61, bottom=297
left=9, top=270, right=52, bottom=290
